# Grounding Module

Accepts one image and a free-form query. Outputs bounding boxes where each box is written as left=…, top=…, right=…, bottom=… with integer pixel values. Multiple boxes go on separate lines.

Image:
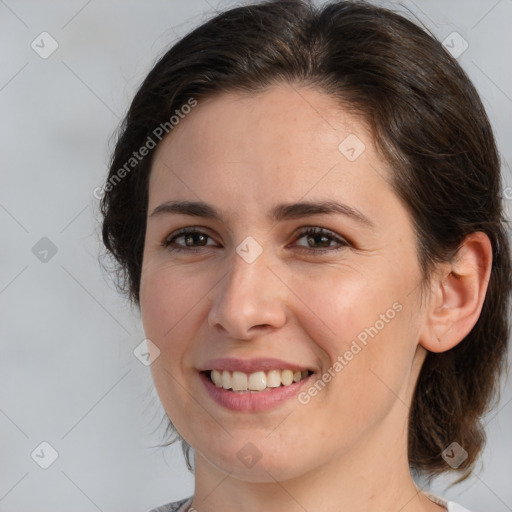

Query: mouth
left=201, top=368, right=315, bottom=393
left=197, top=357, right=317, bottom=411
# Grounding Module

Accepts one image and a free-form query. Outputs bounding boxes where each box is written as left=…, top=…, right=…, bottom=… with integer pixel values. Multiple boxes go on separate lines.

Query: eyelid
left=163, top=226, right=221, bottom=249
left=290, top=226, right=350, bottom=251
left=162, top=225, right=350, bottom=252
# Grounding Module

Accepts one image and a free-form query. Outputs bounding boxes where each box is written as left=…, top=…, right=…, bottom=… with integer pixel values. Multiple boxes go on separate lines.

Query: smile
left=198, top=369, right=315, bottom=412
left=206, top=369, right=313, bottom=392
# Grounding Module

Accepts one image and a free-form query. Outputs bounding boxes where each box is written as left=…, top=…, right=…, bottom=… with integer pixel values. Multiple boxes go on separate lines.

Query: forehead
left=153, top=83, right=368, bottom=166
left=148, top=83, right=394, bottom=221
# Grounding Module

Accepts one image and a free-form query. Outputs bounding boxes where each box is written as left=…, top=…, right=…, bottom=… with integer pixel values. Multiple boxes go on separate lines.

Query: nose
left=207, top=246, right=287, bottom=340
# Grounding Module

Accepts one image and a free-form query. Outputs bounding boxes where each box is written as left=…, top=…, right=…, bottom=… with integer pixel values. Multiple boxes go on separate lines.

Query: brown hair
left=100, top=0, right=511, bottom=483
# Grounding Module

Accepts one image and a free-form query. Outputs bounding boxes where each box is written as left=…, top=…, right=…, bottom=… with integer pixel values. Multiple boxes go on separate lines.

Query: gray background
left=1, top=1, right=511, bottom=511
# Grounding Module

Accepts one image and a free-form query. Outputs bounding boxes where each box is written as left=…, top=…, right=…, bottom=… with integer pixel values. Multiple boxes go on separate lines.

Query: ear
left=419, top=232, right=493, bottom=353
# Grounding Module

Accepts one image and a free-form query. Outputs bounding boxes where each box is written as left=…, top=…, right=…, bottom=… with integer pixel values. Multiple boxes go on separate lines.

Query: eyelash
left=162, top=226, right=350, bottom=254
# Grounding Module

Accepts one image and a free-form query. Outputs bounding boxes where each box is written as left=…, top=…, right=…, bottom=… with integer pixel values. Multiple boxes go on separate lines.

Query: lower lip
left=199, top=371, right=313, bottom=412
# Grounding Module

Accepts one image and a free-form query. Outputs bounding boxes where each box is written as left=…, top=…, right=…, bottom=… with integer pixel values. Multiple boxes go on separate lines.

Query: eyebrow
left=149, top=200, right=374, bottom=228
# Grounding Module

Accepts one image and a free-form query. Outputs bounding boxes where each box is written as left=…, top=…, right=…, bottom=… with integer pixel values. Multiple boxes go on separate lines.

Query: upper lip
left=197, top=357, right=314, bottom=374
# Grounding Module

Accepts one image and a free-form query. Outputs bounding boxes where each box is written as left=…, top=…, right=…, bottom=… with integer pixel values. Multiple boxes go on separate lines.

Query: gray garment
left=148, top=494, right=472, bottom=512
left=148, top=497, right=193, bottom=512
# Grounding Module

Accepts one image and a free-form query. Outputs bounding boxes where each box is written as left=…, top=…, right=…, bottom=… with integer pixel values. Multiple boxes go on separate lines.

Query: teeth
left=209, top=369, right=311, bottom=392
left=281, top=369, right=293, bottom=386
left=248, top=371, right=267, bottom=391
left=266, top=370, right=281, bottom=388
left=222, top=370, right=231, bottom=389
left=232, top=371, right=247, bottom=391
left=211, top=369, right=223, bottom=387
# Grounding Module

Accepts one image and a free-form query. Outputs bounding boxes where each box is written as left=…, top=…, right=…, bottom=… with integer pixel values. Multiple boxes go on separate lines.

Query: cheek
left=287, top=267, right=415, bottom=408
left=139, top=264, right=202, bottom=351
left=284, top=265, right=395, bottom=354
left=140, top=266, right=207, bottom=428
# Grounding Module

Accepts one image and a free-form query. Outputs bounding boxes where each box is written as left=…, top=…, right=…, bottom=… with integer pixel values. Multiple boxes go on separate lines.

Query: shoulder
left=149, top=494, right=473, bottom=512
left=147, top=496, right=193, bottom=512
left=447, top=502, right=472, bottom=512
left=423, top=491, right=472, bottom=512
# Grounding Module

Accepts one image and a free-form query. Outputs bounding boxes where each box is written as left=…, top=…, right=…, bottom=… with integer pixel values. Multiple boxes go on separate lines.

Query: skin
left=140, top=83, right=492, bottom=512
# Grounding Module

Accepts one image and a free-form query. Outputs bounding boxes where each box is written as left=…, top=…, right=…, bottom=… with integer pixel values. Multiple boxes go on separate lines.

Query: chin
left=196, top=438, right=312, bottom=483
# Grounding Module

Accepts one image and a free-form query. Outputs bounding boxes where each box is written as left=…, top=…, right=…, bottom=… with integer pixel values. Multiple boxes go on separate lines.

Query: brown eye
left=163, top=228, right=218, bottom=251
left=294, top=227, right=349, bottom=252
left=183, top=232, right=208, bottom=247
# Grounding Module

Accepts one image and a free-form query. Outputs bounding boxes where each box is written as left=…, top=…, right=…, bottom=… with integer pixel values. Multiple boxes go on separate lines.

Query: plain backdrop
left=1, top=1, right=511, bottom=511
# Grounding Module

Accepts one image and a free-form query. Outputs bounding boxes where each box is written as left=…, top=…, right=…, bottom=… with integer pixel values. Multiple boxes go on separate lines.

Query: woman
left=100, top=1, right=511, bottom=511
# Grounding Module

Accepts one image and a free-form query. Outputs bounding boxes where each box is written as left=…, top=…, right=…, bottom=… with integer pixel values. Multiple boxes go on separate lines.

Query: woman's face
left=140, top=83, right=429, bottom=481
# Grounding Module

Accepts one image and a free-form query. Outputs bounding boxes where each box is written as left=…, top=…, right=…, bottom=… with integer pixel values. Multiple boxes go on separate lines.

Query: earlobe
left=419, top=232, right=493, bottom=354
